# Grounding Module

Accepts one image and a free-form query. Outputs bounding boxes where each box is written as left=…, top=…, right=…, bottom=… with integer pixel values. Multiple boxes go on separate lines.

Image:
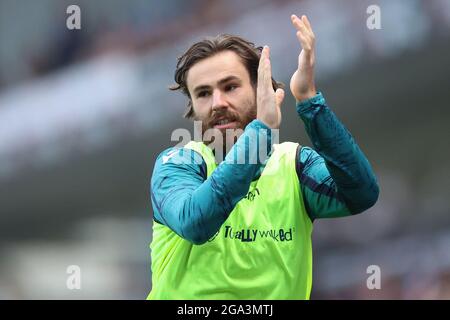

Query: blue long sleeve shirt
left=150, top=92, right=379, bottom=244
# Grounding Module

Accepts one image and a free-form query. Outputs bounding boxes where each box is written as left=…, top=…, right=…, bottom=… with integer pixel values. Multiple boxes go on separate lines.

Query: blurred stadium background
left=0, top=0, right=449, bottom=299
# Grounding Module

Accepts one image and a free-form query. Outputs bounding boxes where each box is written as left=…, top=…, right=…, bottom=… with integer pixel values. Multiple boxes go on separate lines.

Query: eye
left=226, top=84, right=238, bottom=92
left=197, top=91, right=210, bottom=98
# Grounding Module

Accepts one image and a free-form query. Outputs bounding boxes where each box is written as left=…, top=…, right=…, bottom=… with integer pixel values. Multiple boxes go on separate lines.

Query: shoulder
left=298, top=146, right=322, bottom=165
left=268, top=143, right=320, bottom=163
left=155, top=146, right=204, bottom=166
left=295, top=146, right=326, bottom=179
left=152, top=146, right=207, bottom=180
left=271, top=144, right=321, bottom=176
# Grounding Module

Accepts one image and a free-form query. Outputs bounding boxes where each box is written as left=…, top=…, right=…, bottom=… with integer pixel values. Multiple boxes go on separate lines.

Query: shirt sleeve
left=295, top=92, right=379, bottom=220
left=150, top=119, right=272, bottom=244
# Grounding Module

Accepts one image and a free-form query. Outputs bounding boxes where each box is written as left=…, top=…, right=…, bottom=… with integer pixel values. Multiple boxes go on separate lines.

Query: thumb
left=275, top=88, right=285, bottom=108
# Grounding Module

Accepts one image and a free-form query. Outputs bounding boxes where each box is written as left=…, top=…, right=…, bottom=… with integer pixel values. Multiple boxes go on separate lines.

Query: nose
left=211, top=89, right=228, bottom=112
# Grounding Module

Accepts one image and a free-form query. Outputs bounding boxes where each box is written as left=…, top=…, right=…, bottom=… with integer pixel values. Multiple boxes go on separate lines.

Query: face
left=186, top=50, right=256, bottom=149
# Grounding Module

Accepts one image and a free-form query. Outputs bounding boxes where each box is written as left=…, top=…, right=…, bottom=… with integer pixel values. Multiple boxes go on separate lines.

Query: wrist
left=240, top=119, right=273, bottom=164
left=296, top=91, right=325, bottom=114
left=295, top=89, right=317, bottom=103
left=256, top=117, right=278, bottom=129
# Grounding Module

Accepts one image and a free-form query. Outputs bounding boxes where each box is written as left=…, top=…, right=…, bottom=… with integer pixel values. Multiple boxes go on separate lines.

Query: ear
left=184, top=101, right=195, bottom=119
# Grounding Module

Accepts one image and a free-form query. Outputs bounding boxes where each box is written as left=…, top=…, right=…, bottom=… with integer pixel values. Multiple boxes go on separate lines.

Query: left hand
left=289, top=14, right=317, bottom=102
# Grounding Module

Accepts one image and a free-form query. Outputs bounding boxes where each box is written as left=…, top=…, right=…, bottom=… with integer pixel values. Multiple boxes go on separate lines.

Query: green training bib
left=148, top=141, right=313, bottom=299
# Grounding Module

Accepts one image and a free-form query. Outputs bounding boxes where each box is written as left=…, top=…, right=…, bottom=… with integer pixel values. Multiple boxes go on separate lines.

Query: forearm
left=152, top=119, right=272, bottom=244
left=297, top=92, right=379, bottom=215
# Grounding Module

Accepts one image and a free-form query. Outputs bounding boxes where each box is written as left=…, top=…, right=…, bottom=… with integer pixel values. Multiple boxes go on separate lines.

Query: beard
left=194, top=103, right=257, bottom=159
left=203, top=107, right=255, bottom=134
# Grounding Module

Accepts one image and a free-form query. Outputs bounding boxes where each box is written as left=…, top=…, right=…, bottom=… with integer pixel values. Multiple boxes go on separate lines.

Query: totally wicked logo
left=223, top=225, right=295, bottom=242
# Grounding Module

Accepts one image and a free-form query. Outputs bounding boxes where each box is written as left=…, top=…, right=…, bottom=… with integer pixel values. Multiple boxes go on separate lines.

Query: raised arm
left=289, top=15, right=379, bottom=219
left=295, top=93, right=379, bottom=220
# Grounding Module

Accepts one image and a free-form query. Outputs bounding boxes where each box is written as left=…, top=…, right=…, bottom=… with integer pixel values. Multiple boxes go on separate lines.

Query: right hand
left=257, top=46, right=285, bottom=129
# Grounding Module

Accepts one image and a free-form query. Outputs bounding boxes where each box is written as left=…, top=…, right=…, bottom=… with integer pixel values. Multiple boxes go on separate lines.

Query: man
left=148, top=15, right=379, bottom=299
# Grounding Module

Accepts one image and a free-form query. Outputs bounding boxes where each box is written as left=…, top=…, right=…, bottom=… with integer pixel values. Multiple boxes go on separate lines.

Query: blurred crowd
left=0, top=0, right=449, bottom=299
left=0, top=0, right=287, bottom=90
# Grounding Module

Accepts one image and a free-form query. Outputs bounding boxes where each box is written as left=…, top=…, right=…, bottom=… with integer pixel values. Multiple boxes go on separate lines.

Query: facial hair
left=194, top=101, right=256, bottom=158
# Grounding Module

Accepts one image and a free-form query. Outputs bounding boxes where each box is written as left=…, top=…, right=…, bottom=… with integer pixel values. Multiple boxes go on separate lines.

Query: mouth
left=212, top=118, right=238, bottom=130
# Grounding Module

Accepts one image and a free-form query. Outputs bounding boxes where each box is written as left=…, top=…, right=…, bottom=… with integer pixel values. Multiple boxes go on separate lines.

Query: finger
left=291, top=14, right=308, bottom=33
left=296, top=30, right=312, bottom=51
left=257, top=46, right=267, bottom=89
left=291, top=14, right=299, bottom=24
left=275, top=88, right=285, bottom=108
left=302, top=15, right=315, bottom=42
left=264, top=46, right=272, bottom=88
left=302, top=15, right=314, bottom=35
left=258, top=46, right=272, bottom=91
left=259, top=45, right=266, bottom=65
left=291, top=14, right=313, bottom=39
left=293, top=21, right=313, bottom=47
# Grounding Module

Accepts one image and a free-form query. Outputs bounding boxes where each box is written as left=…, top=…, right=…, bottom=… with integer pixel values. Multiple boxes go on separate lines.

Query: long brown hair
left=170, top=34, right=284, bottom=118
